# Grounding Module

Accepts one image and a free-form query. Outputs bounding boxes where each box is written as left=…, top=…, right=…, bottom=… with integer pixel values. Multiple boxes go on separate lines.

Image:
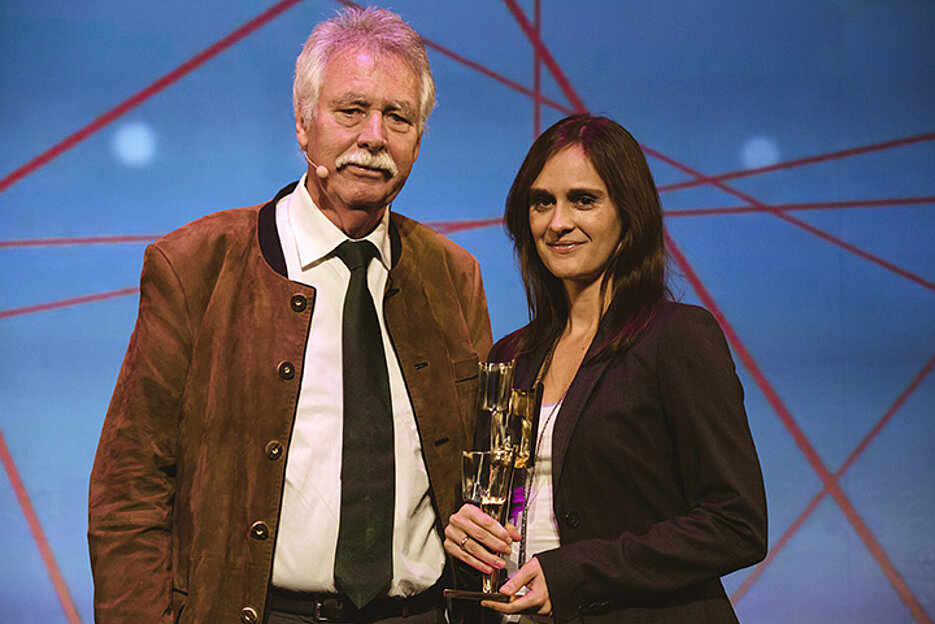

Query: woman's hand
left=444, top=503, right=521, bottom=574
left=481, top=556, right=552, bottom=616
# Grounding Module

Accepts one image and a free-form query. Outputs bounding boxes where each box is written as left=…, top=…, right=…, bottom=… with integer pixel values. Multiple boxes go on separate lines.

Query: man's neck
left=319, top=203, right=388, bottom=239
left=305, top=176, right=388, bottom=239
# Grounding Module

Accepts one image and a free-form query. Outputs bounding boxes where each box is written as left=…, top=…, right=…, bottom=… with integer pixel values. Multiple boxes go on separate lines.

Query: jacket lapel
left=257, top=180, right=299, bottom=277
left=549, top=348, right=613, bottom=492
left=533, top=303, right=626, bottom=489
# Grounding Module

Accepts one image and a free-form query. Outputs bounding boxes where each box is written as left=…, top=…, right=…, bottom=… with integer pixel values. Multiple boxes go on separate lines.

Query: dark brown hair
left=504, top=114, right=670, bottom=357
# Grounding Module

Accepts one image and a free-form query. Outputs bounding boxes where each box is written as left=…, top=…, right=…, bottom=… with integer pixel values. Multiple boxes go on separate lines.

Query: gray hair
left=293, top=7, right=436, bottom=133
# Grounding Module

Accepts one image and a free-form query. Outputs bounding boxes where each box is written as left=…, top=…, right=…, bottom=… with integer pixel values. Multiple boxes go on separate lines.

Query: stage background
left=1, top=1, right=933, bottom=622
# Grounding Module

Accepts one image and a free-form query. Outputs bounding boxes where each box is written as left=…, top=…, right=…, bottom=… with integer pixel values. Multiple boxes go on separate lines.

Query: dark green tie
left=332, top=240, right=394, bottom=608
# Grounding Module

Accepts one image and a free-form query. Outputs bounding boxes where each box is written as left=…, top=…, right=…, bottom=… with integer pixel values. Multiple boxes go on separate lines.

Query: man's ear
left=296, top=116, right=309, bottom=150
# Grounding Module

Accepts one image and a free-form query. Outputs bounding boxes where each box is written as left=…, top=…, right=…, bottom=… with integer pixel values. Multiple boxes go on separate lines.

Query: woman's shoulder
left=488, top=326, right=529, bottom=362
left=645, top=300, right=732, bottom=360
left=652, top=300, right=719, bottom=329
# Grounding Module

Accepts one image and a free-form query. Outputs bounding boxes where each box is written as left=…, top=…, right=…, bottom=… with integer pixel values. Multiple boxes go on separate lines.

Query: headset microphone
left=304, top=152, right=329, bottom=180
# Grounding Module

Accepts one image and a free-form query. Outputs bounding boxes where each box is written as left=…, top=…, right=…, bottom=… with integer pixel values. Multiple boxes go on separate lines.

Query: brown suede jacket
left=88, top=182, right=492, bottom=623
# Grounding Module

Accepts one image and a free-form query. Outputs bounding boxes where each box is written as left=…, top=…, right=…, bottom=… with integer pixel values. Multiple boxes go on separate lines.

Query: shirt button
left=240, top=606, right=259, bottom=623
left=278, top=361, right=295, bottom=380
left=290, top=294, right=307, bottom=312
left=265, top=440, right=283, bottom=460
left=564, top=511, right=581, bottom=528
left=249, top=521, right=269, bottom=540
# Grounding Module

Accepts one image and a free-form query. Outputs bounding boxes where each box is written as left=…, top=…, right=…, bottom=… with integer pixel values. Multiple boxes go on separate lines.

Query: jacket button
left=278, top=361, right=295, bottom=380
left=564, top=511, right=580, bottom=528
left=265, top=440, right=284, bottom=460
left=290, top=294, right=307, bottom=312
left=250, top=521, right=269, bottom=540
left=240, top=606, right=258, bottom=623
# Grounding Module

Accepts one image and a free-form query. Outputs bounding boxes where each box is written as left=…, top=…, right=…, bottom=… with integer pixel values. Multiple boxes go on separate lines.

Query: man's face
left=297, top=47, right=422, bottom=222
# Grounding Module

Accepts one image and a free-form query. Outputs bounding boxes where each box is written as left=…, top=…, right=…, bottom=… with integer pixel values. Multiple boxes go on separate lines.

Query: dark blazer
left=487, top=301, right=767, bottom=624
left=89, top=182, right=492, bottom=623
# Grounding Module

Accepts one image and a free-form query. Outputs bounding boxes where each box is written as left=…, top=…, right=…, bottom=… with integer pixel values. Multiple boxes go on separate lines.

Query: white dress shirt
left=271, top=175, right=445, bottom=596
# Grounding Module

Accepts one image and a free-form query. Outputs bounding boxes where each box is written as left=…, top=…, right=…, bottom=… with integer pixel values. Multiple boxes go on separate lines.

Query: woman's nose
left=548, top=203, right=574, bottom=232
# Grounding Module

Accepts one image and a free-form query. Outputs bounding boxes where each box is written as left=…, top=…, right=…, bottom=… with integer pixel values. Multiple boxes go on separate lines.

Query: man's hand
left=443, top=503, right=521, bottom=574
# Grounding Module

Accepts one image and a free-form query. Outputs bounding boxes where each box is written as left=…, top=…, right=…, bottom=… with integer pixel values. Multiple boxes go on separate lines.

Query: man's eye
left=387, top=112, right=412, bottom=126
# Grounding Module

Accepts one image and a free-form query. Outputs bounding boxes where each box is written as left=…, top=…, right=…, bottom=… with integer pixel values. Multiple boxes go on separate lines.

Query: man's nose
left=357, top=111, right=387, bottom=151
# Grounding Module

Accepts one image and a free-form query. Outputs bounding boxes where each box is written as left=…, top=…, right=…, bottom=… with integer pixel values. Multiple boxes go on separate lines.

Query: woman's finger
left=446, top=505, right=514, bottom=554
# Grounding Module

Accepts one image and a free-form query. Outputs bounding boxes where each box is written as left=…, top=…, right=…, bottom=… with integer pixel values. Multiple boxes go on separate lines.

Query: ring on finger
left=459, top=535, right=470, bottom=549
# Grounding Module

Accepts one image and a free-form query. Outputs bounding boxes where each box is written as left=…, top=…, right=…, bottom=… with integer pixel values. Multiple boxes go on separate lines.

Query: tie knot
left=334, top=240, right=379, bottom=271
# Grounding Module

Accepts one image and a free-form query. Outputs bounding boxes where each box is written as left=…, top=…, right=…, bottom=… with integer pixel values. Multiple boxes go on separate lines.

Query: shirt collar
left=287, top=173, right=392, bottom=271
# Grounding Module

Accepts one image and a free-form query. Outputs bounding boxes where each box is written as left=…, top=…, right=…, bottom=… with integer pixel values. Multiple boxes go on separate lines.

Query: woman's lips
left=547, top=241, right=583, bottom=253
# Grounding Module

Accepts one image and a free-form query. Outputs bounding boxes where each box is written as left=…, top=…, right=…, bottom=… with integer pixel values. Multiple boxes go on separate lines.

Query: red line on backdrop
left=420, top=38, right=573, bottom=115
left=645, top=145, right=935, bottom=292
left=0, top=429, right=82, bottom=623
left=501, top=0, right=588, bottom=114
left=0, top=0, right=305, bottom=196
left=663, top=195, right=935, bottom=218
left=0, top=234, right=160, bottom=249
left=667, top=232, right=931, bottom=622
left=533, top=0, right=542, bottom=137
left=426, top=216, right=503, bottom=235
left=0, top=287, right=139, bottom=320
left=659, top=131, right=935, bottom=193
left=732, top=353, right=935, bottom=613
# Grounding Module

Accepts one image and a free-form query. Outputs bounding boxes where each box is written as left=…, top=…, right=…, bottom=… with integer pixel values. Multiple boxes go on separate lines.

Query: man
left=88, top=8, right=491, bottom=623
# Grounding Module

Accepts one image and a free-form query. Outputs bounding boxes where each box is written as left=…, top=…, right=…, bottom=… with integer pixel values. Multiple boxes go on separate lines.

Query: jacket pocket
left=171, top=587, right=188, bottom=624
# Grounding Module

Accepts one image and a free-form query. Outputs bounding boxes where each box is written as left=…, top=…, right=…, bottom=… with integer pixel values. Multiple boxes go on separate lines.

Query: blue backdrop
left=1, top=1, right=933, bottom=622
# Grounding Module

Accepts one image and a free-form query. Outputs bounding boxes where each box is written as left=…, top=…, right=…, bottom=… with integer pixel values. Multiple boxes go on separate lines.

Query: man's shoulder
left=390, top=212, right=478, bottom=269
left=153, top=204, right=263, bottom=257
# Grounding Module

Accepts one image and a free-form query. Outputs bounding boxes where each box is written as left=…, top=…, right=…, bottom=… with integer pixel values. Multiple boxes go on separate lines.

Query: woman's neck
left=563, top=276, right=610, bottom=339
left=539, top=277, right=610, bottom=403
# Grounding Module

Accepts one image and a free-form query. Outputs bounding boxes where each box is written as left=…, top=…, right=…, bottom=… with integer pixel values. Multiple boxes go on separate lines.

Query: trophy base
left=444, top=589, right=511, bottom=602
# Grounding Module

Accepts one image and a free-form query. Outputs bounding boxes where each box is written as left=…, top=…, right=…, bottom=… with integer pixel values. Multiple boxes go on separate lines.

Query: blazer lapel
left=549, top=339, right=614, bottom=492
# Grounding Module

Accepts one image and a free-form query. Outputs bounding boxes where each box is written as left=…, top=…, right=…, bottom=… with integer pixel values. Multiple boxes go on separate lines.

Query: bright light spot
left=111, top=121, right=156, bottom=167
left=740, top=135, right=780, bottom=170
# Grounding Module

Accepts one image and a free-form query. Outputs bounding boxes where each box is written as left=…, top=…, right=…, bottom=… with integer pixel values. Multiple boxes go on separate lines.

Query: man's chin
left=332, top=179, right=404, bottom=210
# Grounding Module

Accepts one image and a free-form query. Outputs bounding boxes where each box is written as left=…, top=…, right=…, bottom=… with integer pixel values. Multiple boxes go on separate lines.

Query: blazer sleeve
left=88, top=244, right=191, bottom=623
left=537, top=306, right=767, bottom=621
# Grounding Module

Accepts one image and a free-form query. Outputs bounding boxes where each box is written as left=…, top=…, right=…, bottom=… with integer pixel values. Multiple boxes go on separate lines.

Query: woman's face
left=528, top=145, right=623, bottom=288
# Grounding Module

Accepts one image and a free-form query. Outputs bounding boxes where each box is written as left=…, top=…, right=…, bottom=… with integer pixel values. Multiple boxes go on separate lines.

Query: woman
left=445, top=115, right=767, bottom=623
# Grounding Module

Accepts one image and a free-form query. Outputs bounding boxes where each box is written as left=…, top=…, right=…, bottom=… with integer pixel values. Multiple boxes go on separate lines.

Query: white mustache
left=335, top=150, right=398, bottom=177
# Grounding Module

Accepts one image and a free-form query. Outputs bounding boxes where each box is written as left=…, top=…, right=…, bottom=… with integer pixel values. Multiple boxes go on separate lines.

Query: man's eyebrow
left=330, top=93, right=370, bottom=107
left=385, top=100, right=416, bottom=117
